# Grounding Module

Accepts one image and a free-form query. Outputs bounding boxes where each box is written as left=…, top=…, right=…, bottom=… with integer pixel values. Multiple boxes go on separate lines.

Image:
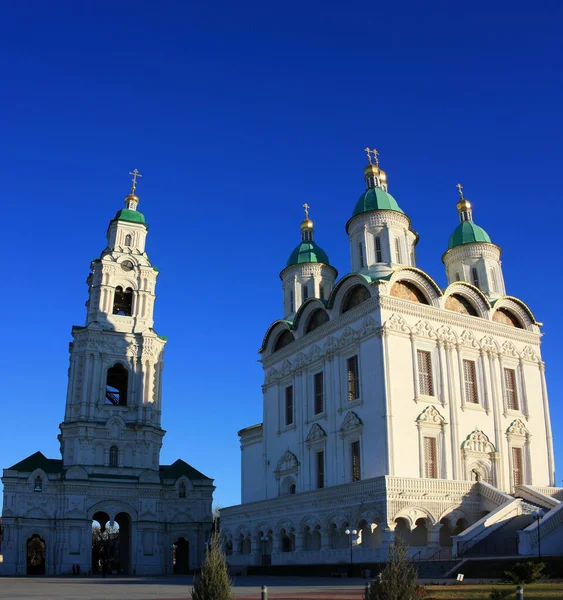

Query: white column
left=383, top=330, right=395, bottom=476
left=539, top=363, right=555, bottom=486
left=445, top=344, right=459, bottom=480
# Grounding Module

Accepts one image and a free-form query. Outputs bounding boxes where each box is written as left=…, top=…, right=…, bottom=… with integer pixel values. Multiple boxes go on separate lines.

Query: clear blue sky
left=1, top=1, right=561, bottom=509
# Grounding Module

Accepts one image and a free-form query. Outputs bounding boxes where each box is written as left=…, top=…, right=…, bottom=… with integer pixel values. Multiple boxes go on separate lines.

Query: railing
left=520, top=485, right=563, bottom=503
left=514, top=484, right=560, bottom=509
left=519, top=501, right=563, bottom=554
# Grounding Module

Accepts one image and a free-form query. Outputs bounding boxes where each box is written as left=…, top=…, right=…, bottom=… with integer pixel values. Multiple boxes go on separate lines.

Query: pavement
left=0, top=575, right=367, bottom=599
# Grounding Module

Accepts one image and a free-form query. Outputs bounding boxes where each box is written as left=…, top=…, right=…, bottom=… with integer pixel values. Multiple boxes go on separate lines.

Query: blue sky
left=1, top=1, right=561, bottom=509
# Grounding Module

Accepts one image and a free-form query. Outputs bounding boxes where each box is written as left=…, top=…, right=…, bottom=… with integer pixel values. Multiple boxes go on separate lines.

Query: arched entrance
left=92, top=511, right=132, bottom=574
left=26, top=534, right=46, bottom=575
left=173, top=537, right=190, bottom=574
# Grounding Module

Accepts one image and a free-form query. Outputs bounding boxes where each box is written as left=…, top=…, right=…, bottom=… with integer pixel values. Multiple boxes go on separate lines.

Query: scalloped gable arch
left=388, top=266, right=442, bottom=307
left=259, top=319, right=293, bottom=354
left=292, top=297, right=328, bottom=332
left=443, top=281, right=491, bottom=318
left=492, top=296, right=538, bottom=329
left=327, top=273, right=373, bottom=314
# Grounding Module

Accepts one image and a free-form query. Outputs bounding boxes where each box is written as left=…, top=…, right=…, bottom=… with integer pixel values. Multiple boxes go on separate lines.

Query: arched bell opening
left=91, top=511, right=131, bottom=575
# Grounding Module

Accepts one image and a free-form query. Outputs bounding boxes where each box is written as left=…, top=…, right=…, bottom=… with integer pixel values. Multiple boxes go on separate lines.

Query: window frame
left=416, top=349, right=435, bottom=397
left=351, top=440, right=361, bottom=482
left=346, top=355, right=360, bottom=402
left=284, top=385, right=294, bottom=426
left=423, top=435, right=438, bottom=479
left=463, top=359, right=479, bottom=405
left=471, top=267, right=480, bottom=288
left=315, top=449, right=325, bottom=489
left=504, top=367, right=519, bottom=412
left=375, top=235, right=382, bottom=263
left=313, top=371, right=324, bottom=415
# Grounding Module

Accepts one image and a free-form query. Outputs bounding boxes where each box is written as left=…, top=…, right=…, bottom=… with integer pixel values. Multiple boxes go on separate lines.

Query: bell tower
left=58, top=171, right=167, bottom=473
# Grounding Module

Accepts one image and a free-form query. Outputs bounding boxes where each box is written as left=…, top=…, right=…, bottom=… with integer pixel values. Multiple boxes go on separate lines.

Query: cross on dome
left=129, top=168, right=143, bottom=194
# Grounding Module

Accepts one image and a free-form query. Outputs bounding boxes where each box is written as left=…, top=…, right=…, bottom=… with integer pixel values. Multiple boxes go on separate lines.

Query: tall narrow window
left=423, top=436, right=438, bottom=478
left=289, top=290, right=294, bottom=313
left=316, top=450, right=325, bottom=489
left=358, top=242, right=365, bottom=268
left=351, top=440, right=361, bottom=481
left=504, top=368, right=519, bottom=410
left=463, top=360, right=478, bottom=404
left=512, top=447, right=524, bottom=486
left=285, top=385, right=294, bottom=426
left=34, top=476, right=43, bottom=492
left=375, top=236, right=382, bottom=262
left=347, top=355, right=360, bottom=401
left=394, top=238, right=402, bottom=263
left=302, top=284, right=309, bottom=301
left=455, top=272, right=461, bottom=282
left=319, top=285, right=325, bottom=301
left=106, top=363, right=128, bottom=406
left=417, top=350, right=434, bottom=396
left=178, top=481, right=187, bottom=498
left=314, top=372, right=324, bottom=414
left=124, top=234, right=132, bottom=247
left=490, top=268, right=498, bottom=293
left=471, top=267, right=480, bottom=288
left=109, top=445, right=119, bottom=468
left=113, top=286, right=133, bottom=316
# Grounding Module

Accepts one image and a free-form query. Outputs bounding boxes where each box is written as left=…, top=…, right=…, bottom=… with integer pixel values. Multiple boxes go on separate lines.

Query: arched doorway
left=92, top=511, right=132, bottom=574
left=27, top=534, right=46, bottom=575
left=173, top=537, right=190, bottom=574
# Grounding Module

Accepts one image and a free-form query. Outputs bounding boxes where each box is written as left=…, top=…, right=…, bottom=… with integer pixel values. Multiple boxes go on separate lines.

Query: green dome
left=286, top=241, right=330, bottom=267
left=448, top=220, right=491, bottom=249
left=113, top=209, right=147, bottom=226
left=352, top=187, right=404, bottom=218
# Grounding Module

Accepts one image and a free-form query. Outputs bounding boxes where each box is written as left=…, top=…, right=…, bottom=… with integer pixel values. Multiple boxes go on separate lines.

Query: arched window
left=374, top=236, right=382, bottom=262
left=178, top=481, right=187, bottom=498
left=109, top=446, right=119, bottom=468
left=34, top=475, right=43, bottom=492
left=358, top=242, right=365, bottom=268
left=471, top=267, right=480, bottom=288
left=445, top=293, right=479, bottom=317
left=390, top=281, right=429, bottom=304
left=493, top=308, right=524, bottom=329
left=490, top=268, right=498, bottom=293
left=273, top=330, right=295, bottom=352
left=342, top=285, right=370, bottom=314
left=112, top=286, right=133, bottom=316
left=289, top=483, right=296, bottom=495
left=124, top=234, right=132, bottom=247
left=305, top=309, right=329, bottom=334
left=289, top=290, right=294, bottom=313
left=105, top=363, right=128, bottom=405
left=394, top=238, right=402, bottom=263
left=302, top=283, right=309, bottom=301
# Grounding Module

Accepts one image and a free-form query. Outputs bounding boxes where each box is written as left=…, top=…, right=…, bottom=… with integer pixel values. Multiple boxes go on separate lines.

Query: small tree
left=191, top=531, right=234, bottom=600
left=504, top=561, right=546, bottom=584
left=365, top=538, right=419, bottom=600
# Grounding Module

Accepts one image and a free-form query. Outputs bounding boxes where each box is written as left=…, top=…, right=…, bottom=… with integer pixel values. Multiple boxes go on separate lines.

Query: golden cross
left=303, top=203, right=310, bottom=219
left=456, top=183, right=464, bottom=200
left=364, top=147, right=379, bottom=166
left=129, top=168, right=143, bottom=193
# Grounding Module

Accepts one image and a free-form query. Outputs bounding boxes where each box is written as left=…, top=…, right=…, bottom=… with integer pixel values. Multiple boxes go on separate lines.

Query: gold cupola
left=455, top=183, right=473, bottom=222
left=301, top=203, right=314, bottom=241
left=363, top=147, right=388, bottom=191
left=124, top=169, right=142, bottom=210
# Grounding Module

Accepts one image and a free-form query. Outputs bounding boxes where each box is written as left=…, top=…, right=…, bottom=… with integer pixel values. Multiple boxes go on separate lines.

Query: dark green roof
left=448, top=220, right=492, bottom=249
left=112, top=209, right=147, bottom=226
left=8, top=451, right=63, bottom=474
left=160, top=459, right=212, bottom=482
left=286, top=241, right=330, bottom=267
left=352, top=187, right=404, bottom=218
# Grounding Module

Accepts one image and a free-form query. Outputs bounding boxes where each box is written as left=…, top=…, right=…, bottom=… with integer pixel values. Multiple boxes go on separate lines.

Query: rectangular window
left=471, top=267, right=480, bottom=288
left=463, top=359, right=478, bottom=404
left=423, top=436, right=438, bottom=479
left=417, top=350, right=434, bottom=396
left=314, top=372, right=324, bottom=414
left=358, top=242, right=365, bottom=268
left=351, top=440, right=361, bottom=481
left=375, top=236, right=382, bottom=262
left=302, top=284, right=309, bottom=301
left=347, top=355, right=360, bottom=401
left=289, top=290, right=294, bottom=313
left=490, top=268, right=498, bottom=293
left=394, top=238, right=402, bottom=263
left=285, top=385, right=294, bottom=426
left=512, top=446, right=524, bottom=486
left=320, top=285, right=325, bottom=300
left=504, top=368, right=519, bottom=410
left=316, top=450, right=325, bottom=489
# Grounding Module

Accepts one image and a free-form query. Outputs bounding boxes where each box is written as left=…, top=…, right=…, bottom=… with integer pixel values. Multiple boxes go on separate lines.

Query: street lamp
left=345, top=528, right=357, bottom=575
left=531, top=510, right=546, bottom=562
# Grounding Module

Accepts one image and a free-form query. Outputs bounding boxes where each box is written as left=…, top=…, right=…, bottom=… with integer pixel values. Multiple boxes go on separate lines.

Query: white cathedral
left=1, top=177, right=215, bottom=576
left=221, top=151, right=563, bottom=569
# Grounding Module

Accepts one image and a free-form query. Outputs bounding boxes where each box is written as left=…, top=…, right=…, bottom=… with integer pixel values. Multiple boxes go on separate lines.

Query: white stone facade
left=1, top=191, right=214, bottom=576
left=221, top=163, right=562, bottom=567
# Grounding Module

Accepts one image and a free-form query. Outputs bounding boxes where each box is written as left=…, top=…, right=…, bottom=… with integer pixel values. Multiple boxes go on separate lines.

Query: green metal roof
left=8, top=451, right=63, bottom=474
left=159, top=458, right=212, bottom=481
left=112, top=209, right=147, bottom=226
left=448, top=220, right=492, bottom=249
left=352, top=187, right=404, bottom=218
left=286, top=241, right=330, bottom=268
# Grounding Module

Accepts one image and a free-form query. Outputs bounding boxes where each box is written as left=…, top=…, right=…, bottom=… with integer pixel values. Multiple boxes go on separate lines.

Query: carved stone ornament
left=306, top=423, right=327, bottom=445
left=480, top=335, right=498, bottom=354
left=501, top=341, right=519, bottom=358
left=281, top=359, right=292, bottom=377
left=461, top=429, right=495, bottom=453
left=507, top=418, right=529, bottom=437
left=417, top=405, right=446, bottom=425
left=384, top=313, right=410, bottom=333
left=436, top=324, right=457, bottom=344
left=340, top=411, right=363, bottom=433
left=360, top=316, right=378, bottom=337
left=459, top=329, right=479, bottom=349
left=275, top=450, right=299, bottom=476
left=323, top=336, right=338, bottom=356
left=412, top=320, right=437, bottom=339
left=338, top=326, right=360, bottom=348
left=295, top=352, right=308, bottom=371
left=266, top=368, right=279, bottom=384
left=309, top=345, right=322, bottom=363
left=521, top=345, right=539, bottom=363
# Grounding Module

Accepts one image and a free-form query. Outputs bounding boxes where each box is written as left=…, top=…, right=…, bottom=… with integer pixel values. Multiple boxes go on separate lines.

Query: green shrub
left=365, top=539, right=419, bottom=600
left=504, top=561, right=546, bottom=584
left=191, top=531, right=234, bottom=600
left=490, top=588, right=512, bottom=599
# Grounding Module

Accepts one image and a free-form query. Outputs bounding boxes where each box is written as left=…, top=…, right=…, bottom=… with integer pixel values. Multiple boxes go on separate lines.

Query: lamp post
left=345, top=528, right=357, bottom=575
left=531, top=510, right=545, bottom=562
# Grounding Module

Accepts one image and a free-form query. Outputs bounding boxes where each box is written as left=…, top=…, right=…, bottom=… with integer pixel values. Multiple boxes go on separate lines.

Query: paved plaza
left=0, top=576, right=366, bottom=599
